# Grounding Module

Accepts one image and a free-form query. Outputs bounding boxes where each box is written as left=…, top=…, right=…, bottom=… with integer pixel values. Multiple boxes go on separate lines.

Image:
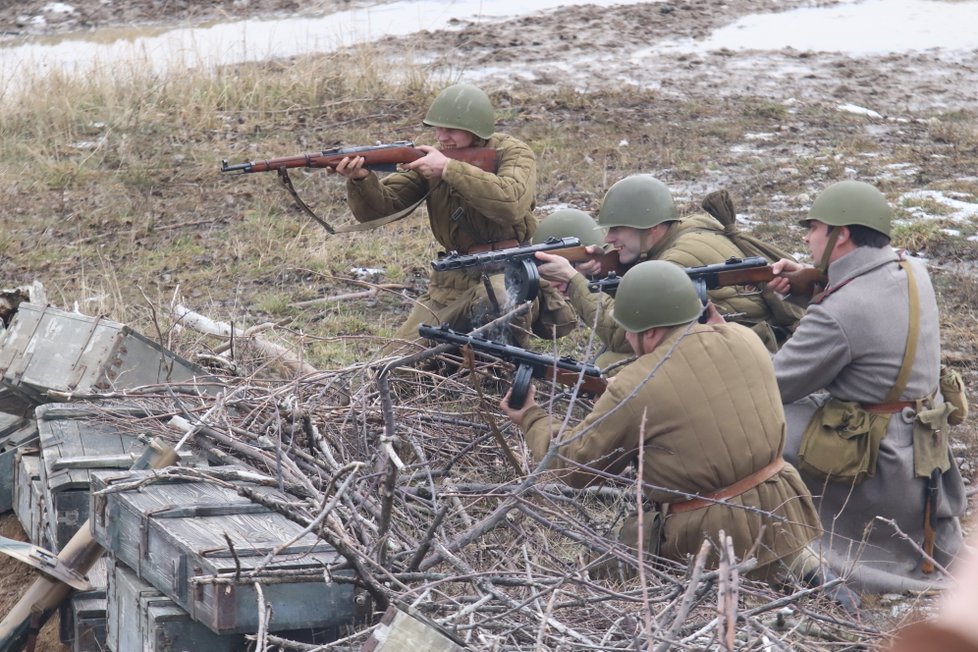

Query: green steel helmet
left=531, top=208, right=606, bottom=247
left=803, top=180, right=892, bottom=237
left=422, top=84, right=495, bottom=140
left=612, top=261, right=702, bottom=333
left=597, top=175, right=678, bottom=229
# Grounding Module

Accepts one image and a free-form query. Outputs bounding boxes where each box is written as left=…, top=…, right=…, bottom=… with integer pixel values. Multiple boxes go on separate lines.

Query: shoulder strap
left=884, top=257, right=920, bottom=403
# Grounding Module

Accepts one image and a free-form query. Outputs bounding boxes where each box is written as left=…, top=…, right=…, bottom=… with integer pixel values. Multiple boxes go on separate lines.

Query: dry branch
left=65, top=328, right=882, bottom=651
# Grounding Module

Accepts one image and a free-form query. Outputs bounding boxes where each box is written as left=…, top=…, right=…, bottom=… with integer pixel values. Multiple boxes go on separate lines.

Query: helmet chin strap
left=638, top=224, right=662, bottom=258
left=815, top=225, right=842, bottom=276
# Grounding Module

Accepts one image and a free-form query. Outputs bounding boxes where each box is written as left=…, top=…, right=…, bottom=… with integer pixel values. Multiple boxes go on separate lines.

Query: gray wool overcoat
left=775, top=245, right=966, bottom=593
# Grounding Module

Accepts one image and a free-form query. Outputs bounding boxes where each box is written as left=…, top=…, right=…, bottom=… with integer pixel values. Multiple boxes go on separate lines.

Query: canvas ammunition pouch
left=912, top=400, right=953, bottom=478
left=748, top=321, right=780, bottom=354
left=940, top=365, right=969, bottom=427
left=586, top=508, right=664, bottom=580
left=617, top=508, right=664, bottom=560
left=798, top=398, right=891, bottom=483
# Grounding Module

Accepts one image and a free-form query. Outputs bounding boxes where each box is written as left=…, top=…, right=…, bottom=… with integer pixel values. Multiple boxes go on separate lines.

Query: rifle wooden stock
left=921, top=468, right=941, bottom=574
left=589, top=256, right=827, bottom=301
left=707, top=264, right=825, bottom=300
left=550, top=367, right=608, bottom=397
left=548, top=246, right=624, bottom=277
left=222, top=141, right=498, bottom=174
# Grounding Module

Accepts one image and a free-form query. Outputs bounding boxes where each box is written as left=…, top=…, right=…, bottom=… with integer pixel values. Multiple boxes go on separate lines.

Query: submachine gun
left=418, top=324, right=606, bottom=409
left=431, top=237, right=623, bottom=303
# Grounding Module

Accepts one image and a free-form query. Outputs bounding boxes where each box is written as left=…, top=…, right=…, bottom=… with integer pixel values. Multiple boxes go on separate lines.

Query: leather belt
left=861, top=400, right=916, bottom=414
left=669, top=458, right=785, bottom=514
left=464, top=239, right=520, bottom=254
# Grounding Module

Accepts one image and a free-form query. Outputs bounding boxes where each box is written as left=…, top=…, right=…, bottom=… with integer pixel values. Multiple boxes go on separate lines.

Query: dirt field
left=0, top=0, right=976, bottom=649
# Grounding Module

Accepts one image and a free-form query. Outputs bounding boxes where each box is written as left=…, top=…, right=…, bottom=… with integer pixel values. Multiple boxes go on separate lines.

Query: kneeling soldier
left=501, top=260, right=858, bottom=611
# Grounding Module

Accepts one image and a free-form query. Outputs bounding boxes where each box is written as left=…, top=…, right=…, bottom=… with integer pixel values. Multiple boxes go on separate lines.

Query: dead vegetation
left=64, top=310, right=885, bottom=651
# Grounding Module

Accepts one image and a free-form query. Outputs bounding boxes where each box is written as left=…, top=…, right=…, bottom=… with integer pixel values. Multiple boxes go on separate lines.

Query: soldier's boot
left=802, top=568, right=862, bottom=616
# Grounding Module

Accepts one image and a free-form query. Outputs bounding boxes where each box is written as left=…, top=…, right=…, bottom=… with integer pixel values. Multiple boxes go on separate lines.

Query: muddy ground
left=0, top=0, right=976, bottom=649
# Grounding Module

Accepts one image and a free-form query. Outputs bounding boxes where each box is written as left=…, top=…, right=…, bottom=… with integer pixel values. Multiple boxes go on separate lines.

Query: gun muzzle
left=220, top=159, right=254, bottom=173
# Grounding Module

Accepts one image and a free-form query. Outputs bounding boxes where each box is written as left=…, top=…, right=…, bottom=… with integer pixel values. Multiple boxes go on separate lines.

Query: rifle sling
left=277, top=167, right=435, bottom=234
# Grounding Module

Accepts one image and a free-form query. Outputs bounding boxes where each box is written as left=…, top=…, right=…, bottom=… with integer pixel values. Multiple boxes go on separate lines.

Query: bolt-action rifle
left=432, top=236, right=624, bottom=303
left=589, top=255, right=824, bottom=301
left=220, top=140, right=498, bottom=174
left=419, top=324, right=606, bottom=409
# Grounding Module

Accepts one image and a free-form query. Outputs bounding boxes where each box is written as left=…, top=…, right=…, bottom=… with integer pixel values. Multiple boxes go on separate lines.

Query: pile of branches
left=77, top=311, right=883, bottom=651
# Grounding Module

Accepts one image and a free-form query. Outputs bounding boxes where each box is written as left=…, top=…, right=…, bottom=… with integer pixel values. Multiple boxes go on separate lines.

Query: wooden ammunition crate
left=91, top=469, right=355, bottom=635
left=60, top=558, right=110, bottom=652
left=0, top=303, right=211, bottom=413
left=61, top=590, right=108, bottom=652
left=37, top=404, right=144, bottom=550
left=107, top=560, right=244, bottom=652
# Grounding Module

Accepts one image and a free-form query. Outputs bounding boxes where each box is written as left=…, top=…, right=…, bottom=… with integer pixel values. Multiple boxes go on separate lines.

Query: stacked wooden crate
left=0, top=304, right=357, bottom=650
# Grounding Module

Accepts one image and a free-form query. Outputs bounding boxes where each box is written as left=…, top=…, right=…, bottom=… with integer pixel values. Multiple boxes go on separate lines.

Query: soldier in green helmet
left=533, top=174, right=799, bottom=367
left=767, top=180, right=967, bottom=594
left=531, top=207, right=607, bottom=289
left=500, top=261, right=857, bottom=610
left=531, top=208, right=606, bottom=249
left=334, top=83, right=540, bottom=351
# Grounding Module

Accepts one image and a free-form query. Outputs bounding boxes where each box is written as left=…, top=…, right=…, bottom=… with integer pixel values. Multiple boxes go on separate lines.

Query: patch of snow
left=349, top=267, right=385, bottom=280
left=901, top=190, right=978, bottom=223
left=42, top=3, right=76, bottom=14
left=838, top=103, right=883, bottom=119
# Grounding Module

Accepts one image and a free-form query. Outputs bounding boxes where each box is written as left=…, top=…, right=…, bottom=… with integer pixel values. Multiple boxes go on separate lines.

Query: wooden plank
left=13, top=450, right=45, bottom=545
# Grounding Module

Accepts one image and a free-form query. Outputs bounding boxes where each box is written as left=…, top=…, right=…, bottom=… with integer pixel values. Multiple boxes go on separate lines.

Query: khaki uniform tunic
left=775, top=245, right=966, bottom=593
left=521, top=322, right=820, bottom=571
left=347, top=133, right=571, bottom=345
left=565, top=213, right=783, bottom=366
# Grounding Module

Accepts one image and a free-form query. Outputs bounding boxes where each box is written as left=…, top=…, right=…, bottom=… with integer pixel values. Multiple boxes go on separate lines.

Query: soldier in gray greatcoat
left=767, top=180, right=967, bottom=593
